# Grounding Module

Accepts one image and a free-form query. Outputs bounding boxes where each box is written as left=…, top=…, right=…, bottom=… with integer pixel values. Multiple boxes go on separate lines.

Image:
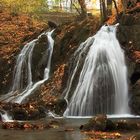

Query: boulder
left=116, top=120, right=140, bottom=130
left=80, top=115, right=140, bottom=132
left=31, top=34, right=49, bottom=82
left=117, top=13, right=140, bottom=115
left=13, top=108, right=28, bottom=120
left=48, top=21, right=57, bottom=29
left=130, top=68, right=140, bottom=84
left=54, top=98, right=67, bottom=115
left=28, top=109, right=40, bottom=120
left=80, top=115, right=116, bottom=131
left=129, top=80, right=140, bottom=114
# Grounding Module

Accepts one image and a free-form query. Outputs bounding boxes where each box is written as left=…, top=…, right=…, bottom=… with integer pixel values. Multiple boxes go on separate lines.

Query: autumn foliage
left=0, top=0, right=48, bottom=15
left=84, top=131, right=121, bottom=140
left=0, top=8, right=47, bottom=94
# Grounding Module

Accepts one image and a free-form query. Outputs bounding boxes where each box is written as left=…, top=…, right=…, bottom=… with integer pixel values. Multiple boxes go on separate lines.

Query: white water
left=0, top=30, right=54, bottom=104
left=64, top=24, right=130, bottom=116
left=64, top=36, right=94, bottom=101
left=0, top=110, right=12, bottom=122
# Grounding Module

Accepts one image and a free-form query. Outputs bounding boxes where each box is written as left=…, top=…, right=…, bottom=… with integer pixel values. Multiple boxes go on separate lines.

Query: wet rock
left=119, top=14, right=136, bottom=26
left=54, top=98, right=67, bottom=115
left=117, top=24, right=140, bottom=50
left=106, top=119, right=116, bottom=131
left=117, top=12, right=140, bottom=115
left=48, top=21, right=57, bottom=29
left=38, top=105, right=46, bottom=114
left=0, top=102, right=46, bottom=121
left=129, top=80, right=140, bottom=115
left=28, top=108, right=46, bottom=120
left=28, top=109, right=40, bottom=120
left=130, top=71, right=140, bottom=84
left=117, top=13, right=140, bottom=59
left=81, top=115, right=140, bottom=132
left=80, top=115, right=115, bottom=131
left=116, top=120, right=131, bottom=130
left=116, top=120, right=140, bottom=130
left=31, top=34, right=49, bottom=82
left=13, top=108, right=28, bottom=120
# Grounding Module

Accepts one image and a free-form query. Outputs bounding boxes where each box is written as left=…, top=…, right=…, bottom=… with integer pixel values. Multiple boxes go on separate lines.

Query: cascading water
left=0, top=110, right=12, bottom=122
left=64, top=24, right=130, bottom=116
left=0, top=30, right=54, bottom=104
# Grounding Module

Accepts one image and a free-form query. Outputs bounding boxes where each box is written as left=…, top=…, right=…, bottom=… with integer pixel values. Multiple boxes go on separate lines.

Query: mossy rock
left=80, top=115, right=116, bottom=131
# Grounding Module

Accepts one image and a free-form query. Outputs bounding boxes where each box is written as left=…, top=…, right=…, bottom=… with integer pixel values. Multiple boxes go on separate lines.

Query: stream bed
left=0, top=118, right=140, bottom=140
left=0, top=118, right=88, bottom=140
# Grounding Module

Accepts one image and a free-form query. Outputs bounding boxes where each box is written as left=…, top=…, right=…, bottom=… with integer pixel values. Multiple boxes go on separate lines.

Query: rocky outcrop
left=117, top=10, right=140, bottom=115
left=0, top=102, right=46, bottom=120
left=129, top=80, right=140, bottom=114
left=117, top=13, right=140, bottom=50
left=80, top=115, right=116, bottom=131
left=31, top=34, right=49, bottom=83
left=80, top=115, right=140, bottom=131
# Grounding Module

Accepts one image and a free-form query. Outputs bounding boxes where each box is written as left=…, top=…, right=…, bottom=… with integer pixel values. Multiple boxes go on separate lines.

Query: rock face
left=117, top=11, right=140, bottom=115
left=129, top=80, right=140, bottom=114
left=0, top=102, right=46, bottom=120
left=80, top=115, right=116, bottom=131
left=31, top=34, right=49, bottom=83
left=80, top=115, right=140, bottom=131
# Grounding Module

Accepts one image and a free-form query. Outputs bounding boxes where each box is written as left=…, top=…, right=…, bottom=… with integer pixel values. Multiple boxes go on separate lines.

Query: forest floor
left=0, top=8, right=48, bottom=93
left=0, top=7, right=77, bottom=95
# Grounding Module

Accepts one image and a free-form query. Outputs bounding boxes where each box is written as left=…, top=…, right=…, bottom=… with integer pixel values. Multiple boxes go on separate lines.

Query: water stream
left=64, top=24, right=130, bottom=116
left=0, top=25, right=134, bottom=121
left=0, top=30, right=54, bottom=104
left=0, top=110, right=12, bottom=122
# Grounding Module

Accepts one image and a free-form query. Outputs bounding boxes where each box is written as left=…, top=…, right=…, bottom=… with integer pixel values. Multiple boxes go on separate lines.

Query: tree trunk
left=100, top=0, right=107, bottom=23
left=78, top=0, right=87, bottom=17
left=121, top=0, right=127, bottom=13
left=112, top=0, right=119, bottom=16
left=100, top=0, right=104, bottom=23
left=107, top=0, right=112, bottom=16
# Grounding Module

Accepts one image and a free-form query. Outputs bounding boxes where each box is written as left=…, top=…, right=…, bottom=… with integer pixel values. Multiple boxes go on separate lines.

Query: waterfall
left=0, top=110, right=12, bottom=122
left=64, top=25, right=130, bottom=116
left=0, top=30, right=54, bottom=104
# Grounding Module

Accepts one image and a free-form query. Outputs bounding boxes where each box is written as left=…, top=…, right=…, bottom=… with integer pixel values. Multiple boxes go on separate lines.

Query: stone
left=31, top=34, right=49, bottom=82
left=106, top=119, right=117, bottom=131
left=117, top=13, right=140, bottom=115
left=48, top=21, right=57, bottom=29
left=28, top=109, right=40, bottom=120
left=116, top=120, right=139, bottom=130
left=129, top=80, right=140, bottom=115
left=54, top=98, right=67, bottom=115
left=80, top=115, right=115, bottom=131
left=13, top=108, right=28, bottom=120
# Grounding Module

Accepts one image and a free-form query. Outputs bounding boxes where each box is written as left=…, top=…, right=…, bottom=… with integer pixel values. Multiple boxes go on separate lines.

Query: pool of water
left=0, top=128, right=87, bottom=140
left=0, top=118, right=140, bottom=140
left=0, top=118, right=88, bottom=140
